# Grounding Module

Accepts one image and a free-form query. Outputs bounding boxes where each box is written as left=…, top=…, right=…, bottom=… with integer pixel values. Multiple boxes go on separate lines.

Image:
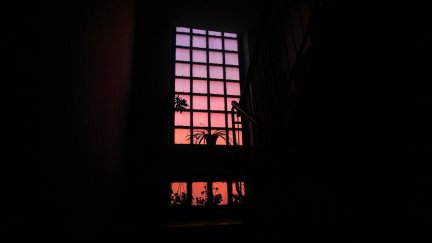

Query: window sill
left=158, top=218, right=246, bottom=228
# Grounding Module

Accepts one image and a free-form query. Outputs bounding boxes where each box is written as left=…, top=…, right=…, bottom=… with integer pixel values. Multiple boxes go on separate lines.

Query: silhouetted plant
left=232, top=181, right=245, bottom=205
left=174, top=95, right=188, bottom=113
left=212, top=186, right=223, bottom=205
left=194, top=185, right=223, bottom=206
left=195, top=185, right=207, bottom=206
left=232, top=193, right=245, bottom=204
left=170, top=190, right=189, bottom=205
left=186, top=129, right=230, bottom=146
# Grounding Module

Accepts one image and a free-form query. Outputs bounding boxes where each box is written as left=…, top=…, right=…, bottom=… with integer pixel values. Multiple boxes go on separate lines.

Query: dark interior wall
left=6, top=0, right=134, bottom=239
left=121, top=0, right=265, bottom=224
left=403, top=4, right=432, bottom=151
left=241, top=1, right=430, bottom=242
left=121, top=1, right=173, bottom=223
left=246, top=0, right=427, bottom=153
left=6, top=1, right=431, bottom=242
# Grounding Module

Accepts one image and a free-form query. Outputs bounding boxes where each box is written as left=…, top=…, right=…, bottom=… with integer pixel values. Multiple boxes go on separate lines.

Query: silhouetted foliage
left=194, top=185, right=223, bottom=206
left=174, top=95, right=189, bottom=113
left=170, top=189, right=189, bottom=205
left=186, top=129, right=230, bottom=145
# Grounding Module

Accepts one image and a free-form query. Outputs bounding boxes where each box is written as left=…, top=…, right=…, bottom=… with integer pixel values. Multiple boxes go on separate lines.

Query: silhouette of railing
left=232, top=0, right=322, bottom=146
left=240, top=0, right=321, bottom=103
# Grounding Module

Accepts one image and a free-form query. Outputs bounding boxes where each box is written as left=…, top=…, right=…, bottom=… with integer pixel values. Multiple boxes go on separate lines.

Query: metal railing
left=231, top=0, right=322, bottom=146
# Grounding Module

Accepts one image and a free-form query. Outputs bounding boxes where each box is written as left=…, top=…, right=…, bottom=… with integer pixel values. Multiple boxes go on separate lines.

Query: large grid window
left=173, top=27, right=242, bottom=145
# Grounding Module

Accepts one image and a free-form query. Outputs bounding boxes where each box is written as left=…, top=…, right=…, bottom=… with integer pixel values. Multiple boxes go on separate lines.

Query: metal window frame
left=172, top=27, right=243, bottom=146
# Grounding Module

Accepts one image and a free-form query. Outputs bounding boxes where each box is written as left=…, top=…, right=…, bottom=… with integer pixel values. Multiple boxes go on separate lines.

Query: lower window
left=170, top=181, right=246, bottom=206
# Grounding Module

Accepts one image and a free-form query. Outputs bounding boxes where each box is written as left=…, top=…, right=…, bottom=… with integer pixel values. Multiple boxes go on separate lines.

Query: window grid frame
left=170, top=180, right=246, bottom=207
left=173, top=27, right=242, bottom=145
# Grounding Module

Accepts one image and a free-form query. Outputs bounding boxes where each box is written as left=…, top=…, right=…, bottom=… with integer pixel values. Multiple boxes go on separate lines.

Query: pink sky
left=171, top=181, right=244, bottom=206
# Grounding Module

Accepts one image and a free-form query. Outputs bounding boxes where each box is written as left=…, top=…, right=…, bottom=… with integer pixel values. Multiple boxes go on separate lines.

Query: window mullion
left=206, top=31, right=211, bottom=135
left=222, top=32, right=229, bottom=145
left=189, top=30, right=193, bottom=144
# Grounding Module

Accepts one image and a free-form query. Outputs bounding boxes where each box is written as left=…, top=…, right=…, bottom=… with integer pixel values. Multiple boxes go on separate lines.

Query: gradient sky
left=174, top=27, right=242, bottom=145
left=171, top=181, right=244, bottom=206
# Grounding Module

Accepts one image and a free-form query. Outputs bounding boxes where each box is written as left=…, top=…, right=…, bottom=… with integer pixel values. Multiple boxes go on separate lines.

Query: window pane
left=193, top=96, right=208, bottom=110
left=224, top=39, right=238, bottom=51
left=226, top=67, right=240, bottom=80
left=209, top=66, right=223, bottom=79
left=236, top=130, right=243, bottom=145
left=209, top=51, right=223, bottom=64
left=175, top=63, right=190, bottom=77
left=227, top=113, right=242, bottom=128
left=192, top=80, right=207, bottom=94
left=175, top=78, right=190, bottom=92
left=193, top=36, right=206, bottom=48
left=193, top=112, right=208, bottom=127
left=229, top=130, right=242, bottom=145
left=212, top=129, right=228, bottom=145
left=209, top=37, right=222, bottom=50
left=177, top=94, right=191, bottom=107
left=192, top=182, right=207, bottom=206
left=191, top=128, right=211, bottom=145
left=171, top=182, right=188, bottom=205
left=210, top=113, right=226, bottom=127
left=226, top=82, right=240, bottom=95
left=174, top=128, right=190, bottom=144
left=192, top=50, right=207, bottom=63
left=210, top=97, right=225, bottom=111
left=175, top=111, right=190, bottom=126
left=224, top=32, right=237, bottom=38
left=233, top=120, right=242, bottom=130
left=192, top=64, right=207, bottom=78
left=176, top=34, right=190, bottom=47
left=208, top=31, right=222, bottom=36
left=176, top=48, right=190, bottom=61
left=226, top=97, right=240, bottom=111
left=209, top=81, right=224, bottom=94
left=192, top=29, right=206, bottom=34
left=225, top=53, right=239, bottom=65
left=212, top=182, right=228, bottom=205
left=232, top=181, right=245, bottom=204
left=176, top=27, right=190, bottom=33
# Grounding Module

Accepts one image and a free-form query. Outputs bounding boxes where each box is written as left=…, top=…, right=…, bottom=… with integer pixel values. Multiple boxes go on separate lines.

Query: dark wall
left=6, top=0, right=431, bottom=242
left=6, top=0, right=134, bottom=240
left=121, top=0, right=264, bottom=225
left=242, top=1, right=432, bottom=242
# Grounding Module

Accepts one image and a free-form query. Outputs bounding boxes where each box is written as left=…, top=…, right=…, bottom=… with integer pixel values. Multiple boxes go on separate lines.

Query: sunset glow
left=209, top=51, right=223, bottom=64
left=174, top=111, right=190, bottom=126
left=174, top=27, right=242, bottom=145
left=210, top=113, right=226, bottom=127
left=192, top=80, right=207, bottom=94
left=192, top=36, right=206, bottom=48
left=170, top=182, right=188, bottom=205
left=232, top=181, right=246, bottom=204
left=193, top=96, right=208, bottom=110
left=209, top=81, right=224, bottom=94
left=213, top=181, right=228, bottom=205
left=209, top=37, right=223, bottom=49
left=170, top=181, right=246, bottom=206
left=192, top=182, right=208, bottom=206
left=232, top=181, right=245, bottom=197
left=174, top=129, right=190, bottom=144
left=175, top=79, right=190, bottom=92
left=176, top=34, right=190, bottom=47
